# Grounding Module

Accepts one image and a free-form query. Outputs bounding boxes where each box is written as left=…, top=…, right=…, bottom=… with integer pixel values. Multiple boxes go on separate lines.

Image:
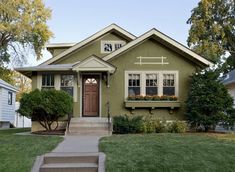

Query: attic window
left=101, top=40, right=126, bottom=53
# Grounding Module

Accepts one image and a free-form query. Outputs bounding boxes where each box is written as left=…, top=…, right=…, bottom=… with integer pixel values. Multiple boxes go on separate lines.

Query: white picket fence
left=15, top=102, right=31, bottom=128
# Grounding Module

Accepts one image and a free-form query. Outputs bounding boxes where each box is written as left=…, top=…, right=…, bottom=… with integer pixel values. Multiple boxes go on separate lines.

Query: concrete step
left=40, top=163, right=98, bottom=172
left=69, top=126, right=109, bottom=131
left=69, top=123, right=109, bottom=128
left=44, top=153, right=98, bottom=164
left=70, top=118, right=110, bottom=123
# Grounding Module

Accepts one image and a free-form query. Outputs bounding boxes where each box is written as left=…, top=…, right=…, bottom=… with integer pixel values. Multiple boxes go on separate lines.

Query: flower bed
left=127, top=95, right=177, bottom=101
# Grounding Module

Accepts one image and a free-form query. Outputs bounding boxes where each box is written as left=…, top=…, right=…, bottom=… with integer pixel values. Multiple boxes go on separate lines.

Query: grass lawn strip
left=99, top=133, right=235, bottom=172
left=0, top=128, right=63, bottom=172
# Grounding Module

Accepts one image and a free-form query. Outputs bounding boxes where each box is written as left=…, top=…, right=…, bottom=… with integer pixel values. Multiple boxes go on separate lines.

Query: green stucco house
left=16, top=24, right=212, bottom=133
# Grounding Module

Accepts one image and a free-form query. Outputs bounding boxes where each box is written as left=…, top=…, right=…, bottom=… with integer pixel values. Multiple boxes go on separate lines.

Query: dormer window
left=101, top=40, right=126, bottom=53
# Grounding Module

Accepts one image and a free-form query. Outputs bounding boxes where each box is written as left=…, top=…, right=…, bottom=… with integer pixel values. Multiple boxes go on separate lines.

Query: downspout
left=107, top=71, right=112, bottom=135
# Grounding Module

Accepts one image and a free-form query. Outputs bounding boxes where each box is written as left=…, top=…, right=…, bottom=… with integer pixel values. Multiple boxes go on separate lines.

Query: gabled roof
left=41, top=24, right=136, bottom=66
left=103, top=28, right=213, bottom=67
left=0, top=79, right=18, bottom=92
left=15, top=55, right=116, bottom=77
left=73, top=55, right=116, bottom=73
left=222, top=69, right=235, bottom=85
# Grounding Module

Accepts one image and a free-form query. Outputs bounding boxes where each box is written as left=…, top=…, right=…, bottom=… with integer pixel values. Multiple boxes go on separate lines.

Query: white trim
left=41, top=24, right=136, bottom=66
left=46, top=43, right=76, bottom=48
left=0, top=79, right=18, bottom=92
left=54, top=75, right=60, bottom=90
left=134, top=56, right=169, bottom=65
left=80, top=73, right=102, bottom=118
left=37, top=74, right=42, bottom=90
left=124, top=70, right=179, bottom=100
left=101, top=40, right=126, bottom=54
left=73, top=75, right=78, bottom=102
left=103, top=29, right=213, bottom=66
left=72, top=55, right=116, bottom=73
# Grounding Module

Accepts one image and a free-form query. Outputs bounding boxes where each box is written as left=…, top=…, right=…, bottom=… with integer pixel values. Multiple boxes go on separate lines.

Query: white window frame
left=101, top=40, right=126, bottom=54
left=41, top=74, right=55, bottom=89
left=124, top=71, right=178, bottom=99
left=60, top=74, right=74, bottom=97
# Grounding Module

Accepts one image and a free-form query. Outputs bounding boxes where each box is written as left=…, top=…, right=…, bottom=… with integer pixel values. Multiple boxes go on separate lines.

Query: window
left=146, top=74, right=158, bottom=95
left=42, top=74, right=54, bottom=89
left=61, top=75, right=74, bottom=97
left=163, top=74, right=175, bottom=96
left=125, top=71, right=178, bottom=98
left=101, top=40, right=126, bottom=53
left=128, top=74, right=140, bottom=96
left=8, top=92, right=12, bottom=105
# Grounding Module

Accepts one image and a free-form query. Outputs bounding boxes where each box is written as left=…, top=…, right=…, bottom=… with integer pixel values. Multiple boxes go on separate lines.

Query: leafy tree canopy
left=187, top=0, right=235, bottom=72
left=0, top=66, right=14, bottom=84
left=0, top=0, right=53, bottom=66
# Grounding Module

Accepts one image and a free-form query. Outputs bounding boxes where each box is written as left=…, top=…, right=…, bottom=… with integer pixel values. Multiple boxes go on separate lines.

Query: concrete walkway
left=53, top=135, right=105, bottom=153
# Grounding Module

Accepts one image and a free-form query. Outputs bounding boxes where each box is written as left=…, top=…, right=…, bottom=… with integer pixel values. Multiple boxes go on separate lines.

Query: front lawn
left=99, top=133, right=235, bottom=172
left=0, top=128, right=63, bottom=172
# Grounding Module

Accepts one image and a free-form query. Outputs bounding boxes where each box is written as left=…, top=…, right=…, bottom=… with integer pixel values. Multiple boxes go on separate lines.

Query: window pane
left=128, top=87, right=140, bottom=96
left=8, top=92, right=12, bottom=105
left=104, top=43, right=112, bottom=52
left=42, top=75, right=45, bottom=86
left=163, top=74, right=175, bottom=86
left=115, top=43, right=122, bottom=50
left=42, top=74, right=54, bottom=87
left=51, top=75, right=54, bottom=86
left=61, top=75, right=74, bottom=87
left=146, top=87, right=158, bottom=95
left=61, top=87, right=73, bottom=97
left=163, top=87, right=175, bottom=96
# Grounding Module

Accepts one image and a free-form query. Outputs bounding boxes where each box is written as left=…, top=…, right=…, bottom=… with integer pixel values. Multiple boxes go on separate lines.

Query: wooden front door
left=82, top=75, right=99, bottom=117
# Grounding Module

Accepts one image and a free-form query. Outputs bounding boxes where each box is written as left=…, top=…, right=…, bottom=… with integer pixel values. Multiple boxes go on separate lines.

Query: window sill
left=124, top=100, right=180, bottom=114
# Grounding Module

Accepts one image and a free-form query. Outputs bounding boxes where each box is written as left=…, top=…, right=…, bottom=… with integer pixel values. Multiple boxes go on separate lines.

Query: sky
left=29, top=0, right=200, bottom=66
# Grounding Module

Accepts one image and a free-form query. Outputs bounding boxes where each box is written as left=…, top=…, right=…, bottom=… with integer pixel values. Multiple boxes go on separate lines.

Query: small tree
left=186, top=70, right=235, bottom=131
left=18, top=89, right=73, bottom=131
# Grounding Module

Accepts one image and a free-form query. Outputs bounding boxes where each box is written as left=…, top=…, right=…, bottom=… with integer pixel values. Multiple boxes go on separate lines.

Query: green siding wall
left=56, top=33, right=129, bottom=64
left=101, top=39, right=197, bottom=120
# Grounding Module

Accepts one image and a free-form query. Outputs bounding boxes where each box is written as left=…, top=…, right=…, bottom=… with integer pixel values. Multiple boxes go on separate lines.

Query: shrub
left=113, top=115, right=144, bottom=134
left=142, top=115, right=167, bottom=133
left=18, top=89, right=73, bottom=131
left=168, top=121, right=187, bottom=133
left=186, top=70, right=235, bottom=131
left=155, top=119, right=167, bottom=133
left=129, top=116, right=144, bottom=133
left=142, top=116, right=156, bottom=133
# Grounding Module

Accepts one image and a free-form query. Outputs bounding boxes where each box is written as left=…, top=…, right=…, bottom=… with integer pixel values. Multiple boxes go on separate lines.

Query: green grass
left=0, top=128, right=63, bottom=172
left=99, top=133, right=235, bottom=172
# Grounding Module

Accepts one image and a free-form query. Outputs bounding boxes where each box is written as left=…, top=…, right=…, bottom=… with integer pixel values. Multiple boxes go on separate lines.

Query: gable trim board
left=72, top=55, right=116, bottom=73
left=103, top=29, right=213, bottom=67
left=41, top=24, right=136, bottom=66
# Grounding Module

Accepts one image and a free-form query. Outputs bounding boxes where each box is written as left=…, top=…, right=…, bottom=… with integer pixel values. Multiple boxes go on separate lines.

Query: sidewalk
left=52, top=134, right=105, bottom=153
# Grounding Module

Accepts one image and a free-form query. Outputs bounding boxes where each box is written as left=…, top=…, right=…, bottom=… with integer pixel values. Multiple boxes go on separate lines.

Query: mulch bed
left=32, top=129, right=65, bottom=135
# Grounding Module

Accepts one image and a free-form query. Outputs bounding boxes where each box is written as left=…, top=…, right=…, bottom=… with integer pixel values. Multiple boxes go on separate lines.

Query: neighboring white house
left=0, top=79, right=18, bottom=128
left=222, top=69, right=235, bottom=107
